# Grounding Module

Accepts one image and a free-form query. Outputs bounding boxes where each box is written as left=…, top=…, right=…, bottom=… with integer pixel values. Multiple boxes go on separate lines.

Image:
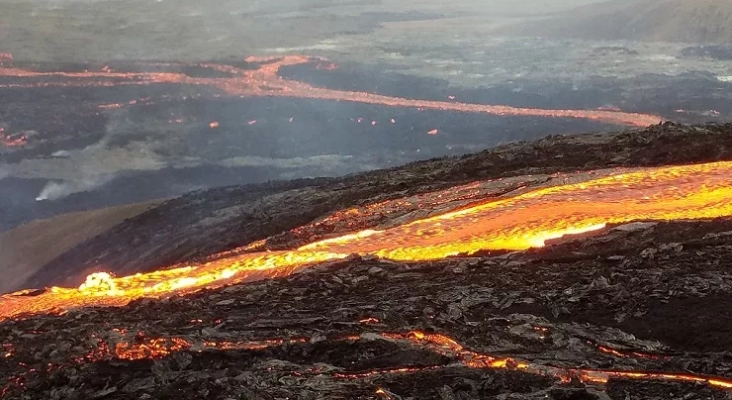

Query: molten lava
left=0, top=129, right=27, bottom=147
left=1, top=160, right=731, bottom=320
left=0, top=55, right=661, bottom=127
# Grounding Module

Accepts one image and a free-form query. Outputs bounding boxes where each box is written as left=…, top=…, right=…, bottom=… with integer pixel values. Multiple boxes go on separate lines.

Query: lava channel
left=8, top=330, right=729, bottom=393
left=0, top=55, right=662, bottom=127
left=0, top=160, right=731, bottom=320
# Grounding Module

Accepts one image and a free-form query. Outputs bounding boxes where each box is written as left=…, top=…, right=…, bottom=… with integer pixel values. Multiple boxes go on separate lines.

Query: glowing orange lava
left=595, top=343, right=669, bottom=360
left=0, top=55, right=662, bottom=127
left=114, top=336, right=308, bottom=361
left=1, top=160, right=731, bottom=320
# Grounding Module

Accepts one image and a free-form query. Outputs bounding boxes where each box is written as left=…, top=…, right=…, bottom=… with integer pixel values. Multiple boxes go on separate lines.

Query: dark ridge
left=681, top=45, right=732, bottom=61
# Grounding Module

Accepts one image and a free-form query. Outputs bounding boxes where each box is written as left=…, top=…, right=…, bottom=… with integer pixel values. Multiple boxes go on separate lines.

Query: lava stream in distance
left=0, top=55, right=661, bottom=127
left=1, top=160, right=731, bottom=320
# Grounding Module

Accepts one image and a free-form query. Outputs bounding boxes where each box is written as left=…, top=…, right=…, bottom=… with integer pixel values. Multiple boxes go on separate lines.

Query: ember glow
left=0, top=129, right=28, bottom=147
left=1, top=160, right=731, bottom=320
left=0, top=55, right=661, bottom=127
left=594, top=342, right=669, bottom=360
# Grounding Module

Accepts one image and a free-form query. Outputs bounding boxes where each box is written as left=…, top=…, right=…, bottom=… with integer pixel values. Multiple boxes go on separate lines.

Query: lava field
left=1, top=122, right=732, bottom=399
left=1, top=55, right=662, bottom=231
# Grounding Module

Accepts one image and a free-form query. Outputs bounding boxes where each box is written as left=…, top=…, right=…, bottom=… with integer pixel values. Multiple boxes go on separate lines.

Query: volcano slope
left=3, top=122, right=732, bottom=399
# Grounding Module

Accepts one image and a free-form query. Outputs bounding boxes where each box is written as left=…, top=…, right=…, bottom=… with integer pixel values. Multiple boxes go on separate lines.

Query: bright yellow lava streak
left=1, top=161, right=731, bottom=319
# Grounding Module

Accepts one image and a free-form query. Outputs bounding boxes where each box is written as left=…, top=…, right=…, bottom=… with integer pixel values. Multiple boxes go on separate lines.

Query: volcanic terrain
left=515, top=0, right=732, bottom=43
left=3, top=0, right=732, bottom=398
left=1, top=122, right=732, bottom=399
left=0, top=54, right=666, bottom=232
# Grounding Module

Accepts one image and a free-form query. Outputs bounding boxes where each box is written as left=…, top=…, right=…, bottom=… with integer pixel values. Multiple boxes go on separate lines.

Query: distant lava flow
left=1, top=160, right=731, bottom=320
left=0, top=132, right=27, bottom=147
left=0, top=55, right=661, bottom=127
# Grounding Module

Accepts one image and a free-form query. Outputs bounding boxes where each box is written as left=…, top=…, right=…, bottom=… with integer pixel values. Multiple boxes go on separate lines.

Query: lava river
left=1, top=160, right=731, bottom=320
left=0, top=55, right=661, bottom=127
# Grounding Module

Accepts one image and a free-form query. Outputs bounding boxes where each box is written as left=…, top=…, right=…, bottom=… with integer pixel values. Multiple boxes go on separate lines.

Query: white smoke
left=2, top=137, right=166, bottom=201
left=35, top=175, right=113, bottom=201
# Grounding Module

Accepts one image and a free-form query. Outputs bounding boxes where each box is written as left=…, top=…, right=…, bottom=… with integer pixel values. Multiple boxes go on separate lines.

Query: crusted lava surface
left=2, top=123, right=732, bottom=399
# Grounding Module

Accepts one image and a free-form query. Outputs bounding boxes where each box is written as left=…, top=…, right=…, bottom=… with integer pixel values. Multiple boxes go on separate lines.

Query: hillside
left=513, top=0, right=732, bottom=43
left=0, top=200, right=161, bottom=294
left=2, top=123, right=732, bottom=399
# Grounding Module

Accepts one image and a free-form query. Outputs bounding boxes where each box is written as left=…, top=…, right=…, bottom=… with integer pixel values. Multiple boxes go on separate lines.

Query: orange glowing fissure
left=1, top=160, right=731, bottom=320
left=15, top=330, right=717, bottom=397
left=0, top=55, right=661, bottom=127
left=97, top=330, right=732, bottom=390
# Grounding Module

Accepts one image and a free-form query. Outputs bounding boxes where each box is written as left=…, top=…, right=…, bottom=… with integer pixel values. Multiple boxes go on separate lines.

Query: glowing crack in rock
left=1, top=160, right=731, bottom=320
left=50, top=331, right=732, bottom=391
left=6, top=329, right=729, bottom=396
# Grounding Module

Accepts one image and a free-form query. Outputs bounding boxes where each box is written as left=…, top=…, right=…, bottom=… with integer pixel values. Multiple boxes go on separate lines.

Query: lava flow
left=0, top=55, right=661, bottom=127
left=0, top=128, right=27, bottom=147
left=1, top=160, right=731, bottom=320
